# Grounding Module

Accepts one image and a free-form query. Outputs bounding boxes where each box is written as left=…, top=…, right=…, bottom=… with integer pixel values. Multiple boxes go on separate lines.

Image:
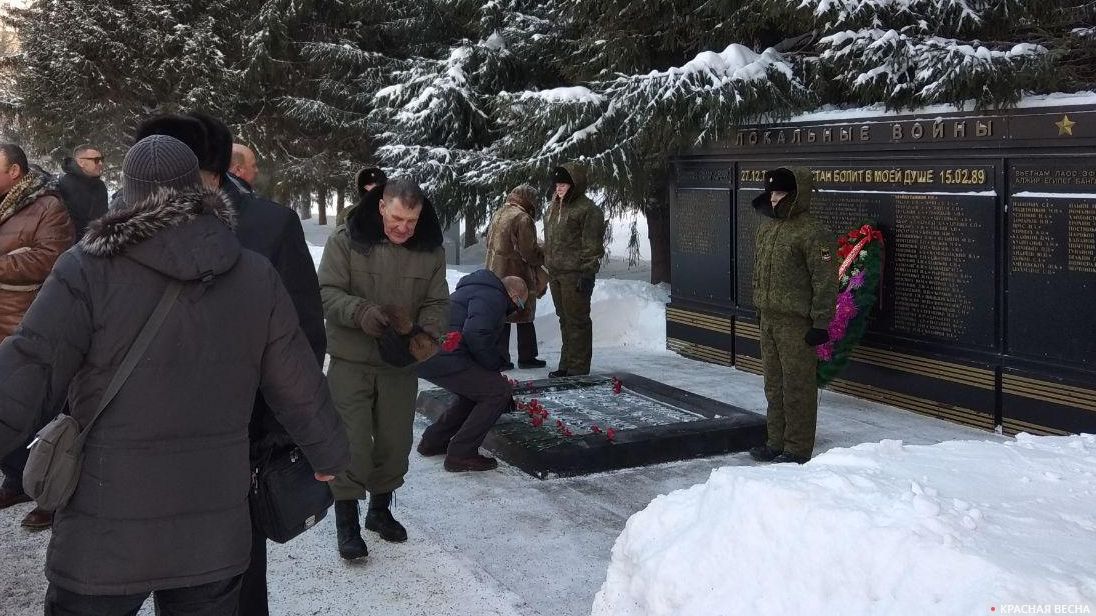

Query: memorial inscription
left=672, top=188, right=733, bottom=306
left=737, top=163, right=997, bottom=349
left=1007, top=160, right=1096, bottom=366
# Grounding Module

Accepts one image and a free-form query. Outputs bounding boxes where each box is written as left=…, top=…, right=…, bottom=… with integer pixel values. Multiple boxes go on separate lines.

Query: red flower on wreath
left=441, top=332, right=463, bottom=352
left=606, top=427, right=617, bottom=442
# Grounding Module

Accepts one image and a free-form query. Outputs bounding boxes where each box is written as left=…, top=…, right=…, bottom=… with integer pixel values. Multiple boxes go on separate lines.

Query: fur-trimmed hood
left=81, top=187, right=241, bottom=282
left=0, top=167, right=61, bottom=226
left=347, top=184, right=444, bottom=253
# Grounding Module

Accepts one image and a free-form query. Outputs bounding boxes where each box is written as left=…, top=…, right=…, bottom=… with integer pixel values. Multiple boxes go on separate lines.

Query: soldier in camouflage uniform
left=748, top=167, right=838, bottom=465
left=543, top=163, right=606, bottom=377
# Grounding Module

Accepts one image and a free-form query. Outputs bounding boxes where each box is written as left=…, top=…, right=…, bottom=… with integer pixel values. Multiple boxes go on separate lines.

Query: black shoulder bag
left=249, top=442, right=334, bottom=543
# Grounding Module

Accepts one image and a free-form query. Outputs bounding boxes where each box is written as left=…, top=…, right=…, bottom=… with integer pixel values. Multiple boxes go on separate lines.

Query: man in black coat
left=416, top=269, right=528, bottom=472
left=135, top=113, right=326, bottom=616
left=57, top=144, right=108, bottom=239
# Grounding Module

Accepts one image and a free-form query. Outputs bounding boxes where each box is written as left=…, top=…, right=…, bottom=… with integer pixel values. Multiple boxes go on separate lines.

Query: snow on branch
left=819, top=28, right=1050, bottom=108
left=797, top=0, right=1017, bottom=30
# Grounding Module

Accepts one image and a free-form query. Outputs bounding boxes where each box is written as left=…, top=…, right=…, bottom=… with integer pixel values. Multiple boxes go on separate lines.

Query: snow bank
left=446, top=269, right=670, bottom=353
left=593, top=435, right=1096, bottom=616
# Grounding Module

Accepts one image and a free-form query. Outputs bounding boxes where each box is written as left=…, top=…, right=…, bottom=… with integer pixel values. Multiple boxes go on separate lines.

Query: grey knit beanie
left=120, top=135, right=201, bottom=208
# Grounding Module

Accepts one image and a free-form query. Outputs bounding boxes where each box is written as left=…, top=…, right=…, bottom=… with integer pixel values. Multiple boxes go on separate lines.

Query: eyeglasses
left=79, top=157, right=104, bottom=164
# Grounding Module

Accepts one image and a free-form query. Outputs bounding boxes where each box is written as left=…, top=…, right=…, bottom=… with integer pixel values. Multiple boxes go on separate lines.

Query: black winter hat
left=121, top=135, right=201, bottom=208
left=356, top=167, right=387, bottom=195
left=765, top=168, right=797, bottom=193
left=551, top=166, right=573, bottom=185
left=185, top=112, right=233, bottom=176
left=135, top=115, right=208, bottom=165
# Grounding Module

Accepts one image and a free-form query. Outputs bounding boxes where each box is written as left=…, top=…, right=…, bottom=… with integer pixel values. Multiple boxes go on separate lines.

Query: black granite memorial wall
left=667, top=105, right=1096, bottom=435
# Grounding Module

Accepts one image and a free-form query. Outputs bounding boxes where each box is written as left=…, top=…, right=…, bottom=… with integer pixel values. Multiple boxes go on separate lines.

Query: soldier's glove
left=804, top=328, right=830, bottom=347
left=354, top=304, right=390, bottom=337
left=576, top=276, right=595, bottom=296
left=381, top=305, right=415, bottom=335
left=378, top=327, right=417, bottom=368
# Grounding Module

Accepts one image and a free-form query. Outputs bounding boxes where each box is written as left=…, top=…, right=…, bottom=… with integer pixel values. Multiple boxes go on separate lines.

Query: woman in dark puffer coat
left=0, top=135, right=349, bottom=614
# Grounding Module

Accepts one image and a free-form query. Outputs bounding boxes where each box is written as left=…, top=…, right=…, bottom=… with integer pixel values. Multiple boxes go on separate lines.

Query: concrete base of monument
left=414, top=372, right=767, bottom=478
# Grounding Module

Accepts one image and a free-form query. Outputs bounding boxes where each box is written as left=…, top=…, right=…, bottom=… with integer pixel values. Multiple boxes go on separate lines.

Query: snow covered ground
left=2, top=214, right=1091, bottom=615
left=593, top=435, right=1096, bottom=616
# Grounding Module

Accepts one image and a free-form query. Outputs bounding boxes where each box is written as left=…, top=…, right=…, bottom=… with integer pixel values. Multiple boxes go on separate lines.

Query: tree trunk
left=298, top=192, right=313, bottom=220
left=463, top=217, right=477, bottom=248
left=645, top=197, right=672, bottom=285
left=317, top=188, right=329, bottom=226
left=336, top=189, right=346, bottom=218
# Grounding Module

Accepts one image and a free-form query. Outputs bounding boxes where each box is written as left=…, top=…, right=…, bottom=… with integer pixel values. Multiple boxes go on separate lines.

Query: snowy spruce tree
left=2, top=0, right=248, bottom=164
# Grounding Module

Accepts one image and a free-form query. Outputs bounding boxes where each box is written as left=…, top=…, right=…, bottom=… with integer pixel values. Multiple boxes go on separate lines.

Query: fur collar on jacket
left=81, top=187, right=236, bottom=257
left=347, top=185, right=444, bottom=253
left=0, top=168, right=59, bottom=225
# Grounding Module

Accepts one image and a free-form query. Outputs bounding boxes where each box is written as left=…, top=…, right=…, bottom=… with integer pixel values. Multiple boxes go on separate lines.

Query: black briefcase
left=250, top=445, right=333, bottom=544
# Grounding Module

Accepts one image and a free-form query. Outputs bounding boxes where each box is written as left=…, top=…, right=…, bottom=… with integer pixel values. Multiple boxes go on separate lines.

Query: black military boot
left=334, top=500, right=368, bottom=561
left=548, top=369, right=568, bottom=378
left=748, top=445, right=782, bottom=462
left=772, top=452, right=810, bottom=465
left=364, top=492, right=408, bottom=543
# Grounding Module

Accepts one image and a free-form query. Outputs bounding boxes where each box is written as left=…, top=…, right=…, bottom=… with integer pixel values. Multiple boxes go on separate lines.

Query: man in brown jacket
left=0, top=143, right=74, bottom=529
left=318, top=177, right=449, bottom=561
left=485, top=184, right=546, bottom=369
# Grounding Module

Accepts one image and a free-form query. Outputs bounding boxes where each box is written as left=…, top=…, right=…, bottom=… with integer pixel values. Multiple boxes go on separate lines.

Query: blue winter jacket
left=417, top=269, right=513, bottom=377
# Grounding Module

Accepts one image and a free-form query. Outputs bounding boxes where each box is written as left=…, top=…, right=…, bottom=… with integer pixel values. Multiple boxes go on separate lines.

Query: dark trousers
left=420, top=363, right=513, bottom=457
left=237, top=517, right=268, bottom=616
left=497, top=322, right=538, bottom=363
left=44, top=575, right=242, bottom=616
left=1, top=439, right=30, bottom=492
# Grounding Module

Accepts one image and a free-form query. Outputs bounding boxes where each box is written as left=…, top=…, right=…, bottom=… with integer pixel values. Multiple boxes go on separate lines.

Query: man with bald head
left=416, top=270, right=528, bottom=473
left=229, top=143, right=259, bottom=194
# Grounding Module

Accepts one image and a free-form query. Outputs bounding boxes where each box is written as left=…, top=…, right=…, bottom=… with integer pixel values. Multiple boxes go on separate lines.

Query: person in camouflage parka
left=543, top=162, right=606, bottom=377
left=749, top=167, right=838, bottom=464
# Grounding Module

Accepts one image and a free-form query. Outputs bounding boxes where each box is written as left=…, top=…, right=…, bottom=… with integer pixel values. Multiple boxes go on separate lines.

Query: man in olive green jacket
left=543, top=162, right=606, bottom=377
left=749, top=167, right=838, bottom=465
left=318, top=177, right=449, bottom=561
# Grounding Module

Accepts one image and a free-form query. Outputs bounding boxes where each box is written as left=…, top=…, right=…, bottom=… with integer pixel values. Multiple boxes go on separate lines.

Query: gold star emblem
left=1056, top=115, right=1076, bottom=136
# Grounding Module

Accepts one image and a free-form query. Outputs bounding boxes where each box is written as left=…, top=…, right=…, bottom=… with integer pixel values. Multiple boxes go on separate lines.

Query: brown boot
left=444, top=454, right=498, bottom=472
left=21, top=508, right=53, bottom=531
left=0, top=487, right=31, bottom=510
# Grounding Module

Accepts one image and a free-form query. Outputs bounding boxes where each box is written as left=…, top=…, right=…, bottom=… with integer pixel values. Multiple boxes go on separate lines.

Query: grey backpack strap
left=76, top=280, right=184, bottom=443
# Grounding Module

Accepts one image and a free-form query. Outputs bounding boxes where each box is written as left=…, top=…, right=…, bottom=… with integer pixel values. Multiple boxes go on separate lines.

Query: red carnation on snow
left=606, top=427, right=617, bottom=442
left=612, top=377, right=623, bottom=395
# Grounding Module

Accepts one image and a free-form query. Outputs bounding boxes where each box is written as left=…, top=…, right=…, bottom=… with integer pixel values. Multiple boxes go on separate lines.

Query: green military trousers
left=327, top=358, right=419, bottom=500
left=759, top=313, right=820, bottom=458
left=550, top=273, right=593, bottom=375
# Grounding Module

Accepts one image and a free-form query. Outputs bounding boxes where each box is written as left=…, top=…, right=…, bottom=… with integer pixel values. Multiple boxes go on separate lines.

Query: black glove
left=576, top=276, right=595, bottom=296
left=804, top=328, right=829, bottom=347
left=378, top=327, right=417, bottom=367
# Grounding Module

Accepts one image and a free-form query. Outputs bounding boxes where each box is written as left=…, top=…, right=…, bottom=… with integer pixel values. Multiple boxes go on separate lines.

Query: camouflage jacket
left=543, top=162, right=605, bottom=277
left=752, top=167, right=839, bottom=329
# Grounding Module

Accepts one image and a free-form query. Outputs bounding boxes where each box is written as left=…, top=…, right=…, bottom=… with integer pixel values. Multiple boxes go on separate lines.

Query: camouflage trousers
left=759, top=313, right=819, bottom=458
left=550, top=273, right=593, bottom=375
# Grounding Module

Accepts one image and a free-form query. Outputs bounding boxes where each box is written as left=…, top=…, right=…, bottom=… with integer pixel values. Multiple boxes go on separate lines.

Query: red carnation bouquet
left=440, top=331, right=462, bottom=352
